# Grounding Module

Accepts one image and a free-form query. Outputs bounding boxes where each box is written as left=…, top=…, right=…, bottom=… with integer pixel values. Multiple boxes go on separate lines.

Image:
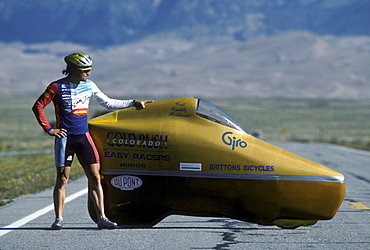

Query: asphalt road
left=1, top=142, right=369, bottom=249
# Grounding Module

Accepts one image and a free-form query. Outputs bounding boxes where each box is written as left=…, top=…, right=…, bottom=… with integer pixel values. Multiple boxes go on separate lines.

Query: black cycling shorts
left=54, top=132, right=100, bottom=167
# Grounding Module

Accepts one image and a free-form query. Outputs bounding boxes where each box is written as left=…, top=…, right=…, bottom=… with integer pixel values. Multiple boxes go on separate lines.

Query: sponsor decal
left=104, top=151, right=171, bottom=161
left=169, top=101, right=189, bottom=117
left=209, top=164, right=275, bottom=172
left=180, top=163, right=202, bottom=171
left=243, top=165, right=274, bottom=172
left=72, top=94, right=90, bottom=109
left=222, top=132, right=247, bottom=150
left=119, top=163, right=147, bottom=168
left=210, top=164, right=240, bottom=171
left=104, top=152, right=130, bottom=158
left=105, top=132, right=169, bottom=149
left=111, top=175, right=143, bottom=190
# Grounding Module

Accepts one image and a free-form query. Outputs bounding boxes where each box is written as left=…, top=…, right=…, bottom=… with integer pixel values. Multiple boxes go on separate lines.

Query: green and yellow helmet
left=64, top=52, right=93, bottom=71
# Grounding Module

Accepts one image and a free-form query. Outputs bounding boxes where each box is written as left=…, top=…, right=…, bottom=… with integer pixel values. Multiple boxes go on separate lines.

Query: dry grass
left=0, top=154, right=84, bottom=206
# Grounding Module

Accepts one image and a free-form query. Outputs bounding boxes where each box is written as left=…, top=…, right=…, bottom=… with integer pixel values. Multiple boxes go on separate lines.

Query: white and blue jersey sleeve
left=91, top=81, right=135, bottom=109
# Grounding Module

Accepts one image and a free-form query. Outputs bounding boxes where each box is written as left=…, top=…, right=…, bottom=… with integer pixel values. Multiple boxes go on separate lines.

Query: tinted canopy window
left=196, top=99, right=247, bottom=133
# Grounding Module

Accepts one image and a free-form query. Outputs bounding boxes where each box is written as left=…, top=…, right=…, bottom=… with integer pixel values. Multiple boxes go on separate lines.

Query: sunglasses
left=80, top=69, right=91, bottom=73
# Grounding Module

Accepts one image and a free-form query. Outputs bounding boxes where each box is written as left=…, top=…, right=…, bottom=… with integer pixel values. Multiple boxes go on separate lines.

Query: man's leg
left=52, top=166, right=70, bottom=229
left=83, top=163, right=104, bottom=219
left=83, top=163, right=117, bottom=229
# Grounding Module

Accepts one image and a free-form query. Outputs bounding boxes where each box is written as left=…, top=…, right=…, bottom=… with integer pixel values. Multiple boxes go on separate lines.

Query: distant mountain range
left=1, top=0, right=369, bottom=47
left=0, top=1, right=369, bottom=99
left=1, top=31, right=369, bottom=99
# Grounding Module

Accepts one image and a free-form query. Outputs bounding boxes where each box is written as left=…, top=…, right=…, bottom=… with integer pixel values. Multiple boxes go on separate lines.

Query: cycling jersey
left=32, top=77, right=135, bottom=135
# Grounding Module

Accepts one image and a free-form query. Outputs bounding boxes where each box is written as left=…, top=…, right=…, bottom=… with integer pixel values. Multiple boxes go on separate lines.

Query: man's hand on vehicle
left=134, top=100, right=154, bottom=110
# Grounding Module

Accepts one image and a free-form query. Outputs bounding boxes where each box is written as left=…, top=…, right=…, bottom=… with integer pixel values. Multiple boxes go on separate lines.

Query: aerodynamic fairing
left=88, top=97, right=345, bottom=229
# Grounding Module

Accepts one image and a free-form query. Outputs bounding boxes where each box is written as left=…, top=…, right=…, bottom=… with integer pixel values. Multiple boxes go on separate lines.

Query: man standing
left=32, top=52, right=153, bottom=229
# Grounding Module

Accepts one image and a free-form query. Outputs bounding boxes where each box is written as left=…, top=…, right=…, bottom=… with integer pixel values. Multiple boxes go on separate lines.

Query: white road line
left=0, top=188, right=88, bottom=237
